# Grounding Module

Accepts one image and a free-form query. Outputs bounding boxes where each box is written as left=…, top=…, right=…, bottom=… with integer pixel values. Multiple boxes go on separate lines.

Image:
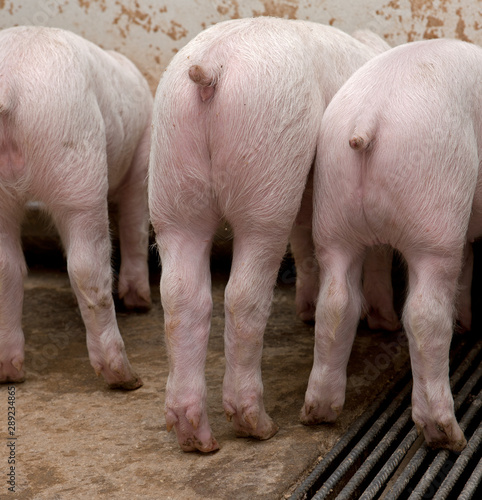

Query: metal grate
left=289, top=331, right=482, bottom=500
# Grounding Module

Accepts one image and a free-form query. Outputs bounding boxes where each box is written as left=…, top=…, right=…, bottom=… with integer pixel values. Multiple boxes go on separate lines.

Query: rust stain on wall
left=253, top=0, right=299, bottom=19
left=77, top=0, right=92, bottom=13
left=216, top=0, right=240, bottom=19
left=409, top=0, right=454, bottom=18
left=387, top=0, right=400, bottom=8
left=164, top=20, right=188, bottom=41
left=423, top=14, right=444, bottom=39
left=1, top=0, right=16, bottom=13
left=426, top=15, right=443, bottom=27
left=116, top=4, right=150, bottom=27
left=110, top=2, right=183, bottom=41
left=409, top=0, right=433, bottom=14
left=455, top=7, right=470, bottom=42
left=78, top=0, right=89, bottom=12
left=379, top=0, right=478, bottom=44
left=406, top=29, right=417, bottom=42
left=78, top=0, right=107, bottom=14
left=113, top=2, right=161, bottom=38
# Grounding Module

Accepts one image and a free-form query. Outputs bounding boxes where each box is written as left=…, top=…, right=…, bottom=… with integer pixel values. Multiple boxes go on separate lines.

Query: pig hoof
left=428, top=436, right=467, bottom=453
left=366, top=309, right=401, bottom=331
left=300, top=401, right=342, bottom=425
left=180, top=436, right=220, bottom=453
left=231, top=409, right=279, bottom=440
left=233, top=418, right=279, bottom=441
left=166, top=407, right=220, bottom=453
left=299, top=312, right=315, bottom=325
left=123, top=296, right=152, bottom=313
left=296, top=303, right=316, bottom=325
left=0, top=374, right=26, bottom=384
left=426, top=432, right=467, bottom=453
left=0, top=359, right=26, bottom=383
left=93, top=351, right=144, bottom=390
left=419, top=420, right=467, bottom=452
left=107, top=374, right=143, bottom=391
left=118, top=285, right=152, bottom=312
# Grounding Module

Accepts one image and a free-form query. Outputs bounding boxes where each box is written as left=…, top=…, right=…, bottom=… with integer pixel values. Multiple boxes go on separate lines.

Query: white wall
left=1, top=0, right=481, bottom=92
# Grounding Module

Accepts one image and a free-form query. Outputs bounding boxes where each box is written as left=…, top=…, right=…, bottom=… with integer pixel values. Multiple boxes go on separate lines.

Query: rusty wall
left=0, top=0, right=481, bottom=92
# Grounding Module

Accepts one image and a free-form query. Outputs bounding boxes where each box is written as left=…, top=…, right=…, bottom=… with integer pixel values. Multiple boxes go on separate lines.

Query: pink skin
left=306, top=38, right=482, bottom=452
left=149, top=17, right=390, bottom=452
left=0, top=26, right=153, bottom=388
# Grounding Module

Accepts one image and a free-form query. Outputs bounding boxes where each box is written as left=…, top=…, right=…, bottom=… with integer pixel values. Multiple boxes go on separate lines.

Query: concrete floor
left=0, top=217, right=411, bottom=499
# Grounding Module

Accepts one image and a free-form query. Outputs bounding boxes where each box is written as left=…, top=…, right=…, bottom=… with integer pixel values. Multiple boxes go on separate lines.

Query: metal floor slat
left=289, top=332, right=482, bottom=500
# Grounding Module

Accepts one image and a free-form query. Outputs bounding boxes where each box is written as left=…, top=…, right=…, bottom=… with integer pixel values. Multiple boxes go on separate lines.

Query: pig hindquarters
left=149, top=17, right=390, bottom=452
left=0, top=26, right=153, bottom=388
left=306, top=38, right=482, bottom=451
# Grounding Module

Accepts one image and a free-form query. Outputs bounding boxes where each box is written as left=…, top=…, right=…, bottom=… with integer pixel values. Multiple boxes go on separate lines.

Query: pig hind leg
left=301, top=245, right=365, bottom=424
left=402, top=250, right=466, bottom=451
left=289, top=170, right=319, bottom=323
left=222, top=226, right=289, bottom=440
left=50, top=174, right=142, bottom=390
left=155, top=213, right=220, bottom=452
left=115, top=125, right=151, bottom=311
left=149, top=102, right=221, bottom=451
left=0, top=203, right=26, bottom=382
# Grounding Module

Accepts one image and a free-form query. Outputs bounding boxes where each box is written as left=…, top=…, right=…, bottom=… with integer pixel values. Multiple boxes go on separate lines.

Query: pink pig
left=0, top=26, right=153, bottom=388
left=304, top=38, right=482, bottom=451
left=149, top=17, right=391, bottom=452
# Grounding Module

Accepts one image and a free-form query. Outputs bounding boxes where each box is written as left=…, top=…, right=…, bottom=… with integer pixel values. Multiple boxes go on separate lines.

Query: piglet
left=149, top=16, right=390, bottom=452
left=304, top=38, right=482, bottom=451
left=0, top=26, right=153, bottom=388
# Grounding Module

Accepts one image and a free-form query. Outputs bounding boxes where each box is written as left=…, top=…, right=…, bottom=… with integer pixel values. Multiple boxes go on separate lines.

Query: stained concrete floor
left=0, top=216, right=412, bottom=499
